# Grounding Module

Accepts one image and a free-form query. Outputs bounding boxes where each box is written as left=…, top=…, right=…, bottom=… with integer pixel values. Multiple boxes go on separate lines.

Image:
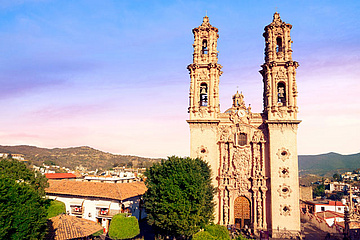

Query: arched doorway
left=234, top=196, right=251, bottom=229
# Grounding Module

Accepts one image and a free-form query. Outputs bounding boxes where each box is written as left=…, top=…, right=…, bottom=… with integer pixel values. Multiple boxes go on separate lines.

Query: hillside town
left=2, top=150, right=360, bottom=240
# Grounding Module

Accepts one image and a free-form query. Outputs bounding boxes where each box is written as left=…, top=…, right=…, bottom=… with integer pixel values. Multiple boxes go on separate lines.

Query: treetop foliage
left=0, top=158, right=49, bottom=240
left=143, top=156, right=216, bottom=238
left=0, top=158, right=48, bottom=196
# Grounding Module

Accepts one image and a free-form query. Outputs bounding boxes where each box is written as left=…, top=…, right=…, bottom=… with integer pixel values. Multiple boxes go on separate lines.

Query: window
left=277, top=82, right=286, bottom=106
left=321, top=207, right=325, bottom=211
left=202, top=40, right=208, bottom=54
left=276, top=37, right=282, bottom=52
left=200, top=83, right=208, bottom=106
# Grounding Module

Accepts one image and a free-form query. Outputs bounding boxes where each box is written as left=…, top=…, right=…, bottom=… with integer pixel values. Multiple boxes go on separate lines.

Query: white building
left=46, top=180, right=147, bottom=233
left=304, top=200, right=346, bottom=214
left=84, top=175, right=136, bottom=183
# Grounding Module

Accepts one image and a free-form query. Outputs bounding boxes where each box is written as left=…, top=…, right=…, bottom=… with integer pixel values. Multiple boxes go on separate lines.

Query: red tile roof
left=47, top=214, right=103, bottom=240
left=46, top=180, right=147, bottom=200
left=304, top=200, right=345, bottom=206
left=45, top=173, right=77, bottom=179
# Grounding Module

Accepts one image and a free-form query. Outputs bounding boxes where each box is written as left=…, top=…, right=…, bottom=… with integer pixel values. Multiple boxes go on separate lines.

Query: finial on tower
left=273, top=12, right=282, bottom=25
left=203, top=15, right=209, bottom=24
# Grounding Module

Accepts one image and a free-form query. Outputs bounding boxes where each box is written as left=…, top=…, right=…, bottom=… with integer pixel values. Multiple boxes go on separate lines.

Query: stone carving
left=275, top=69, right=287, bottom=81
left=276, top=147, right=291, bottom=161
left=279, top=167, right=290, bottom=178
left=280, top=204, right=292, bottom=216
left=277, top=183, right=292, bottom=199
left=277, top=106, right=287, bottom=118
left=219, top=125, right=233, bottom=142
left=257, top=194, right=263, bottom=228
left=198, top=107, right=209, bottom=118
left=229, top=111, right=240, bottom=124
left=196, top=145, right=208, bottom=159
left=272, top=12, right=282, bottom=26
left=252, top=130, right=264, bottom=142
left=233, top=148, right=251, bottom=192
left=223, top=189, right=230, bottom=225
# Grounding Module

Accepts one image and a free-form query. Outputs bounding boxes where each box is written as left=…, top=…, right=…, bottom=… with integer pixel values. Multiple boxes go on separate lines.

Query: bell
left=200, top=88, right=207, bottom=94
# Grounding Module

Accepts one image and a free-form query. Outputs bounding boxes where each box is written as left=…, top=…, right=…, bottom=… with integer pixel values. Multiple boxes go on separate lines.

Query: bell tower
left=187, top=16, right=222, bottom=120
left=261, top=12, right=299, bottom=120
left=187, top=16, right=222, bottom=222
left=261, top=13, right=301, bottom=238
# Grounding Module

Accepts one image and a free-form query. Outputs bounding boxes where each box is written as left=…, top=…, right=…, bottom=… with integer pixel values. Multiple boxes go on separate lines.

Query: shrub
left=236, top=233, right=249, bottom=240
left=47, top=200, right=66, bottom=218
left=192, top=231, right=216, bottom=240
left=108, top=213, right=140, bottom=240
left=204, top=224, right=230, bottom=240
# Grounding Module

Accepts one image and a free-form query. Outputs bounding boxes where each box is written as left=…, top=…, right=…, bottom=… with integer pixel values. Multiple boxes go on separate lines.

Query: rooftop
left=46, top=179, right=147, bottom=200
left=316, top=210, right=344, bottom=219
left=47, top=214, right=102, bottom=240
left=304, top=200, right=345, bottom=206
left=45, top=173, right=77, bottom=179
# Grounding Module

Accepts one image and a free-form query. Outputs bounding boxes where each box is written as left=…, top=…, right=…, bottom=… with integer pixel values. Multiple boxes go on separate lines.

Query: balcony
left=97, top=208, right=123, bottom=217
left=71, top=206, right=83, bottom=215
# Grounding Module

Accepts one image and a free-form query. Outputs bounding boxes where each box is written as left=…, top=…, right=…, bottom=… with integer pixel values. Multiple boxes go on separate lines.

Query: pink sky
left=0, top=1, right=359, bottom=158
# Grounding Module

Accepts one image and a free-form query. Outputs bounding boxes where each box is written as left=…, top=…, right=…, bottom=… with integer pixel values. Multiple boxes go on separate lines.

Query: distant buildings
left=341, top=171, right=360, bottom=181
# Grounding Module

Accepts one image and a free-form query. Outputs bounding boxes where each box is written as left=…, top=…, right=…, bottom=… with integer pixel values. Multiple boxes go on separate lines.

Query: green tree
left=313, top=184, right=325, bottom=198
left=143, top=156, right=216, bottom=239
left=333, top=173, right=340, bottom=181
left=0, top=158, right=48, bottom=196
left=108, top=213, right=140, bottom=240
left=0, top=159, right=49, bottom=239
left=47, top=200, right=66, bottom=218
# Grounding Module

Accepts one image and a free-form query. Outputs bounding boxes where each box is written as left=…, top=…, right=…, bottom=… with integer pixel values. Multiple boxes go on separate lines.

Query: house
left=84, top=175, right=136, bottom=183
left=303, top=200, right=346, bottom=214
left=45, top=180, right=147, bottom=233
left=316, top=211, right=345, bottom=227
left=326, top=181, right=349, bottom=192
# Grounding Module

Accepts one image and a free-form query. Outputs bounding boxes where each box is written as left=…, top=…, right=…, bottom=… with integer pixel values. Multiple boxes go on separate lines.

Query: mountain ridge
left=1, top=145, right=359, bottom=175
left=298, top=152, right=360, bottom=176
left=0, top=145, right=162, bottom=170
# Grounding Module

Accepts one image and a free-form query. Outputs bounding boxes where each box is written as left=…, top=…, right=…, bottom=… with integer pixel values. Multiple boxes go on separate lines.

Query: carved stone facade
left=187, top=13, right=301, bottom=238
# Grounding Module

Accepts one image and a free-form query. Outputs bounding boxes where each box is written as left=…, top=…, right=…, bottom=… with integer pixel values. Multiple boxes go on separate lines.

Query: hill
left=1, top=145, right=359, bottom=176
left=0, top=145, right=161, bottom=170
left=299, top=152, right=360, bottom=177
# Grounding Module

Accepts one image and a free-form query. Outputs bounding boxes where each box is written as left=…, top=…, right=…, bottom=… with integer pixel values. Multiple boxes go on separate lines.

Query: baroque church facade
left=187, top=13, right=301, bottom=238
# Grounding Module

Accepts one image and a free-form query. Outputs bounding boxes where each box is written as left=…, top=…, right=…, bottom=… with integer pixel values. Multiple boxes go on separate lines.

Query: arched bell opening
left=200, top=83, right=208, bottom=106
left=277, top=82, right=286, bottom=106
left=276, top=37, right=283, bottom=53
left=202, top=39, right=208, bottom=54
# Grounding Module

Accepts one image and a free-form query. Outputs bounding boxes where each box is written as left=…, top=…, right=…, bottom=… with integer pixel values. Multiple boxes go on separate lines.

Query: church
left=187, top=13, right=301, bottom=238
